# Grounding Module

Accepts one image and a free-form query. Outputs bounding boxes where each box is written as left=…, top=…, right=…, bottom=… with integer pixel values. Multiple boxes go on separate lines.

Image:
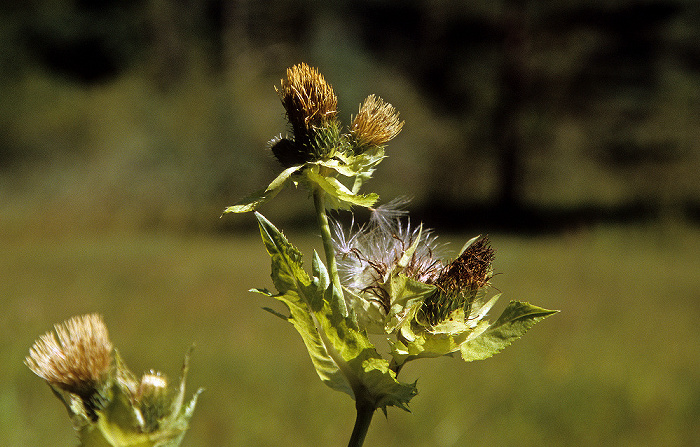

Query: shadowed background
left=2, top=1, right=699, bottom=446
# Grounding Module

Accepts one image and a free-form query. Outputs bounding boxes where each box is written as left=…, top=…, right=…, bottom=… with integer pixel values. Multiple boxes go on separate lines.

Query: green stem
left=313, top=183, right=376, bottom=446
left=389, top=357, right=404, bottom=376
left=313, top=187, right=343, bottom=297
left=347, top=397, right=375, bottom=447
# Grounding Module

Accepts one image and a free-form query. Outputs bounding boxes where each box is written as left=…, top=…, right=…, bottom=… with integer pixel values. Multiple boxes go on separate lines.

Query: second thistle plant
left=26, top=314, right=202, bottom=447
left=224, top=63, right=557, bottom=447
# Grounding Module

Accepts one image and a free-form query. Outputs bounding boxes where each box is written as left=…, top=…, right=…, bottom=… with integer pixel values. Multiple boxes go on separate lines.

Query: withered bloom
left=333, top=205, right=512, bottom=367
left=26, top=315, right=202, bottom=446
left=419, top=236, right=495, bottom=326
left=25, top=313, right=113, bottom=403
left=350, top=94, right=404, bottom=150
left=332, top=199, right=446, bottom=332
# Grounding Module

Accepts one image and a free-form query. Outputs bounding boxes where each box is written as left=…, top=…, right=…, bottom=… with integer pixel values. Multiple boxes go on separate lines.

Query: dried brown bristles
left=25, top=313, right=113, bottom=399
left=420, top=237, right=495, bottom=325
left=437, top=236, right=494, bottom=296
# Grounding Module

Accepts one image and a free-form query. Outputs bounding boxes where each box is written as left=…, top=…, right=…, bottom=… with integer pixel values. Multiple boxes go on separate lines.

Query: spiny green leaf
left=312, top=279, right=417, bottom=412
left=255, top=213, right=353, bottom=396
left=223, top=165, right=302, bottom=214
left=254, top=213, right=417, bottom=411
left=460, top=301, right=559, bottom=362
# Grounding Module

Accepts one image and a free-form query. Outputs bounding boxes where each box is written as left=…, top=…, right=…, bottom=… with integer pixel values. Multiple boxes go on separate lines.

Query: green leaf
left=253, top=213, right=351, bottom=395
left=254, top=213, right=417, bottom=412
left=222, top=165, right=303, bottom=214
left=384, top=274, right=435, bottom=335
left=317, top=145, right=385, bottom=182
left=305, top=167, right=378, bottom=210
left=460, top=301, right=559, bottom=362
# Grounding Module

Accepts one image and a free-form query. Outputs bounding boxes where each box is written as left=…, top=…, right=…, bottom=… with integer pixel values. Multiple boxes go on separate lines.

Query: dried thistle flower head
left=332, top=198, right=500, bottom=343
left=332, top=199, right=444, bottom=331
left=419, top=236, right=495, bottom=326
left=277, top=63, right=338, bottom=128
left=334, top=201, right=441, bottom=292
left=25, top=313, right=113, bottom=400
left=350, top=94, right=404, bottom=150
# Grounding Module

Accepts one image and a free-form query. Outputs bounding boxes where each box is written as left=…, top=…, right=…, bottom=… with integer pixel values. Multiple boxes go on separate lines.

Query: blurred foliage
left=4, top=225, right=699, bottom=446
left=1, top=0, right=700, bottom=232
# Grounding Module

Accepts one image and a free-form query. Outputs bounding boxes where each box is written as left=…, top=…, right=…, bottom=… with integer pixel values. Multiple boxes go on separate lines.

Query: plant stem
left=313, top=187, right=343, bottom=297
left=347, top=397, right=375, bottom=447
left=313, top=183, right=376, bottom=446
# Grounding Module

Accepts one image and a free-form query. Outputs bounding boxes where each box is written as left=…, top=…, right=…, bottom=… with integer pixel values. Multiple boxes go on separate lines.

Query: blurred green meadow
left=3, top=222, right=698, bottom=446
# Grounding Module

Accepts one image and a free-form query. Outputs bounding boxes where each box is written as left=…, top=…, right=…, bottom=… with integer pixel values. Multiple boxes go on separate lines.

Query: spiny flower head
left=26, top=315, right=202, bottom=446
left=273, top=63, right=340, bottom=166
left=419, top=236, right=495, bottom=326
left=350, top=94, right=404, bottom=151
left=224, top=64, right=398, bottom=215
left=25, top=313, right=113, bottom=402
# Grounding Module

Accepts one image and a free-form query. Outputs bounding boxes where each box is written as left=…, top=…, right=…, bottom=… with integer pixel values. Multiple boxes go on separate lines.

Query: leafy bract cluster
left=26, top=314, right=202, bottom=447
left=333, top=207, right=558, bottom=369
left=223, top=63, right=402, bottom=214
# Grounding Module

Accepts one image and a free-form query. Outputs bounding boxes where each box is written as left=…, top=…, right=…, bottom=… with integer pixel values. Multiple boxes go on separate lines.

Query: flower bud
left=136, top=371, right=171, bottom=432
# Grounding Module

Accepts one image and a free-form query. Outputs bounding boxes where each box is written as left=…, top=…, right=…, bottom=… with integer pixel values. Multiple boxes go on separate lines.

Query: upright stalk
left=347, top=396, right=375, bottom=447
left=314, top=185, right=376, bottom=447
left=313, top=187, right=343, bottom=296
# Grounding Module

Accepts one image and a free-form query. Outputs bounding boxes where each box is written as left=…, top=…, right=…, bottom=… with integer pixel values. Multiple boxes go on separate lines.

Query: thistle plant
left=26, top=314, right=202, bottom=447
left=224, top=63, right=557, bottom=446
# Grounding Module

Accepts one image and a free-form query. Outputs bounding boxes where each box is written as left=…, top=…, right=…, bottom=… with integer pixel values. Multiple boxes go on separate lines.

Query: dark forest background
left=2, top=0, right=699, bottom=233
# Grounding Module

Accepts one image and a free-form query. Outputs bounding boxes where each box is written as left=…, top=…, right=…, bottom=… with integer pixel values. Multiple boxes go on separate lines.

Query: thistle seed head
left=333, top=199, right=443, bottom=313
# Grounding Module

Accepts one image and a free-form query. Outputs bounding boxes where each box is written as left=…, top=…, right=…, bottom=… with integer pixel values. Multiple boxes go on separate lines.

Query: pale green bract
left=222, top=142, right=383, bottom=215
left=389, top=290, right=558, bottom=367
left=74, top=351, right=201, bottom=447
left=253, top=212, right=416, bottom=413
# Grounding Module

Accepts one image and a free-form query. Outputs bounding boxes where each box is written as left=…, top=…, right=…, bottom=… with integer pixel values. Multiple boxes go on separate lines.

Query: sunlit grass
left=4, top=223, right=699, bottom=446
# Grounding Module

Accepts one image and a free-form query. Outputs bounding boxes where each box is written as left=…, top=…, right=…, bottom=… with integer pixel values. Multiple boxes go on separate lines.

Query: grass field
left=2, top=222, right=698, bottom=446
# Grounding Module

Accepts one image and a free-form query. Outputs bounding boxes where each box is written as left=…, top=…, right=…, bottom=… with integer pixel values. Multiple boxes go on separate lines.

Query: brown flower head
left=350, top=94, right=404, bottom=150
left=274, top=63, right=339, bottom=164
left=25, top=314, right=113, bottom=400
left=420, top=236, right=495, bottom=326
